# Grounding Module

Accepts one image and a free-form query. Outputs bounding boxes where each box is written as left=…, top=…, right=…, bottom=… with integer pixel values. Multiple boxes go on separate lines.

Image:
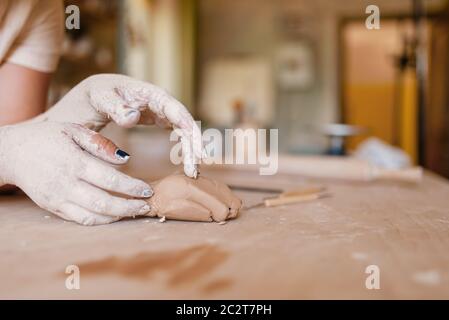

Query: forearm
left=0, top=63, right=50, bottom=127
left=0, top=64, right=50, bottom=188
left=0, top=126, right=12, bottom=187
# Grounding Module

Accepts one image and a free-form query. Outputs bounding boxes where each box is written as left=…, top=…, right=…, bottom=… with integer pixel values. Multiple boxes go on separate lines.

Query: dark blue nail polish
left=115, top=149, right=130, bottom=160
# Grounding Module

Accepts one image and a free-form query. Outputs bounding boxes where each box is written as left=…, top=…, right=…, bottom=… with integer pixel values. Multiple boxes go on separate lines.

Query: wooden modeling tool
left=245, top=187, right=329, bottom=210
left=279, top=186, right=326, bottom=197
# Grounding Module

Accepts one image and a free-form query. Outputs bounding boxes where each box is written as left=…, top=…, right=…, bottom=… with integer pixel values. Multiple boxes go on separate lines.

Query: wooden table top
left=1, top=167, right=449, bottom=299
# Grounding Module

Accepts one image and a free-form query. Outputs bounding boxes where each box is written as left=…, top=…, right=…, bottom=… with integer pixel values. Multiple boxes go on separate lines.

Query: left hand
left=32, top=74, right=203, bottom=178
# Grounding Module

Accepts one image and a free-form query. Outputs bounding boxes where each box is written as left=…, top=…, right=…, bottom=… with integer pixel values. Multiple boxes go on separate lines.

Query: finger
left=78, top=159, right=153, bottom=198
left=89, top=89, right=142, bottom=128
left=173, top=116, right=203, bottom=178
left=70, top=181, right=150, bottom=217
left=162, top=199, right=212, bottom=222
left=118, top=83, right=203, bottom=178
left=179, top=130, right=200, bottom=178
left=59, top=202, right=120, bottom=226
left=67, top=124, right=131, bottom=165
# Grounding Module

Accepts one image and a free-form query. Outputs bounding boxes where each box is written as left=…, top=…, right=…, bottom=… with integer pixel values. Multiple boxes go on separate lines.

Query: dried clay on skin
left=0, top=122, right=151, bottom=226
left=29, top=74, right=203, bottom=178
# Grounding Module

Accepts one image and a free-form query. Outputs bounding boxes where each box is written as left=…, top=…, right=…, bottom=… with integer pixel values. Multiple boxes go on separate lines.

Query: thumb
left=68, top=124, right=130, bottom=165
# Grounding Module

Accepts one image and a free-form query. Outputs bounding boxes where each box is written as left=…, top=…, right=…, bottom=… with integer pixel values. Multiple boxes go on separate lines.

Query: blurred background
left=52, top=0, right=449, bottom=178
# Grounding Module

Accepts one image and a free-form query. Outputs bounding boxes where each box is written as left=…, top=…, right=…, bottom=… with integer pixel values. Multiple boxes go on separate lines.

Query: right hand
left=31, top=74, right=204, bottom=178
left=0, top=121, right=152, bottom=225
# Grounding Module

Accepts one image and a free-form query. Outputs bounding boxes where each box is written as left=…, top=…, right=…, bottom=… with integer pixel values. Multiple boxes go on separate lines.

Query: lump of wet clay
left=146, top=174, right=242, bottom=222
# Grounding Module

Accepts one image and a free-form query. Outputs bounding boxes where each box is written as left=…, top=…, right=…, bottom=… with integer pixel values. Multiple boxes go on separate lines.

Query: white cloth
left=0, top=0, right=63, bottom=72
left=354, top=137, right=412, bottom=169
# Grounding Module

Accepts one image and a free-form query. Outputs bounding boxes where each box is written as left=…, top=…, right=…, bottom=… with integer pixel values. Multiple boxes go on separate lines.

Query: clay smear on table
left=201, top=278, right=233, bottom=293
left=74, top=244, right=230, bottom=288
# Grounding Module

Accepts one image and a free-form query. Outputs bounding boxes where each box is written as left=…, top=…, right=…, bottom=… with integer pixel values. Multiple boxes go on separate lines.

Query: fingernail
left=142, top=188, right=153, bottom=197
left=126, top=110, right=138, bottom=118
left=139, top=204, right=150, bottom=214
left=115, top=149, right=130, bottom=160
left=193, top=166, right=199, bottom=179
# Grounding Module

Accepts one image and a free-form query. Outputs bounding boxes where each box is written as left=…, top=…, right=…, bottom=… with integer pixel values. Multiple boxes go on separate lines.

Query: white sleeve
left=6, top=0, right=64, bottom=73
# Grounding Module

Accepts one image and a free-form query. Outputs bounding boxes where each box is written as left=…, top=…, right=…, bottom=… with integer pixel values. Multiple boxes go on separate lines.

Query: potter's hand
left=32, top=74, right=203, bottom=178
left=0, top=122, right=152, bottom=225
left=146, top=174, right=242, bottom=222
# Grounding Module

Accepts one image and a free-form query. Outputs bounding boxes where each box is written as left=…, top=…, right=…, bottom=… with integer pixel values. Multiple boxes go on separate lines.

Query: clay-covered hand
left=0, top=122, right=152, bottom=225
left=31, top=74, right=203, bottom=178
left=146, top=174, right=242, bottom=222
